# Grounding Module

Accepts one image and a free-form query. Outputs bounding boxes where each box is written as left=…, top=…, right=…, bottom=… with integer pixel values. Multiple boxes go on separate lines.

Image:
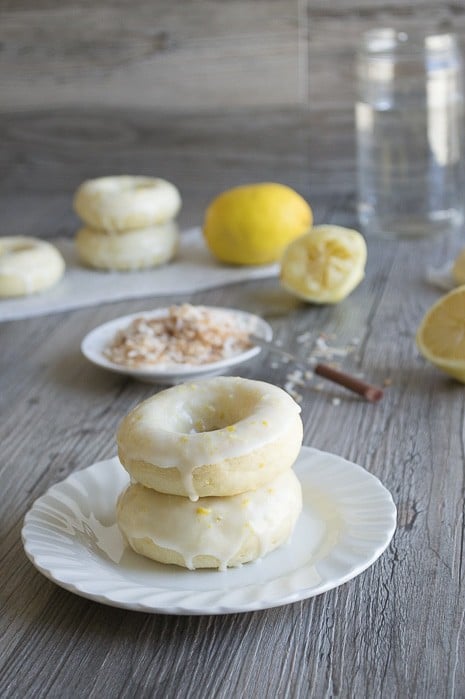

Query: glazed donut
left=117, top=469, right=302, bottom=570
left=0, top=236, right=65, bottom=298
left=117, top=377, right=303, bottom=501
left=73, top=176, right=181, bottom=232
left=75, top=221, right=179, bottom=271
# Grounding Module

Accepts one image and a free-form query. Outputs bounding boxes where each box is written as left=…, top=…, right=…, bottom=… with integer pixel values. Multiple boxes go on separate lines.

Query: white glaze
left=117, top=469, right=303, bottom=570
left=0, top=236, right=65, bottom=297
left=73, top=176, right=182, bottom=231
left=75, top=221, right=179, bottom=271
left=117, top=377, right=302, bottom=498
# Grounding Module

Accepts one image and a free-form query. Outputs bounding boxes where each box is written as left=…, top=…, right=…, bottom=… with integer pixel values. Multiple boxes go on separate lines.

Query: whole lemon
left=203, top=183, right=313, bottom=265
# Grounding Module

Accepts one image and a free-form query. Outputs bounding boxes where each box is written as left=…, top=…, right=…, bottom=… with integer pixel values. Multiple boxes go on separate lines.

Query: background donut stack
left=73, top=175, right=182, bottom=271
left=115, top=377, right=304, bottom=571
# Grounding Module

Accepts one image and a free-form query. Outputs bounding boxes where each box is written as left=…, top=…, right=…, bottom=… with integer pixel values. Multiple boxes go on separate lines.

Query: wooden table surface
left=1, top=107, right=464, bottom=699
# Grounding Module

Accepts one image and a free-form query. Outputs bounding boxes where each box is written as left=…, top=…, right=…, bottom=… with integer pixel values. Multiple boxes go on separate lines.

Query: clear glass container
left=356, top=28, right=464, bottom=238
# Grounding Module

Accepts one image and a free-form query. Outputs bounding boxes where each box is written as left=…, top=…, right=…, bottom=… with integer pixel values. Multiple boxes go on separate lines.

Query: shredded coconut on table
left=104, top=304, right=253, bottom=368
left=278, top=333, right=365, bottom=404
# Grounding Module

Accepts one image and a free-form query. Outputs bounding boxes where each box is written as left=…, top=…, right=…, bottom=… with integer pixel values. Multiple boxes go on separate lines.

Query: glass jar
left=356, top=29, right=464, bottom=238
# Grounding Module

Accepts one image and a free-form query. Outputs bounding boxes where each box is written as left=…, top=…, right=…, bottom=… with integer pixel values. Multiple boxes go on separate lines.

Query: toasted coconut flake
left=104, top=304, right=253, bottom=368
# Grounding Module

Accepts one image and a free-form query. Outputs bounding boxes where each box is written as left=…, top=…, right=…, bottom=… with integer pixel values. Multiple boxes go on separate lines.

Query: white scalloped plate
left=81, top=306, right=272, bottom=384
left=22, top=447, right=396, bottom=615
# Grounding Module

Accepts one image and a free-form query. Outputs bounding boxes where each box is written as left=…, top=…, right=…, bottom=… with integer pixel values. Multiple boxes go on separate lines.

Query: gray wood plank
left=0, top=107, right=464, bottom=699
left=0, top=0, right=302, bottom=111
left=4, top=0, right=465, bottom=114
left=0, top=107, right=326, bottom=230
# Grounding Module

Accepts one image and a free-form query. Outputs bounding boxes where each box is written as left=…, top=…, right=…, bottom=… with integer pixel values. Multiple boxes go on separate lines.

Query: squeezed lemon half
left=416, top=286, right=465, bottom=382
left=280, top=225, right=367, bottom=304
left=203, top=183, right=312, bottom=266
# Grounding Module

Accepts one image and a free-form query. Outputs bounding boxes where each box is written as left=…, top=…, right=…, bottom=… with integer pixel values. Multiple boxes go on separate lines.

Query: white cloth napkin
left=0, top=228, right=279, bottom=322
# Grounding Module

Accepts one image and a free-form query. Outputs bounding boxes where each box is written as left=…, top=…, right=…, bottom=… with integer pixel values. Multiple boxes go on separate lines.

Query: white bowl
left=81, top=305, right=273, bottom=384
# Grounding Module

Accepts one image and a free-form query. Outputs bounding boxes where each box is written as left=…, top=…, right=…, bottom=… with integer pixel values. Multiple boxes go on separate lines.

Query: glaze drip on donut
left=117, top=469, right=303, bottom=570
left=117, top=377, right=303, bottom=500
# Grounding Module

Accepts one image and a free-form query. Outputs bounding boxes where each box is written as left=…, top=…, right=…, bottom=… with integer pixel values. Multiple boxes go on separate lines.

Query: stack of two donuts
left=116, top=377, right=304, bottom=570
left=73, top=176, right=182, bottom=271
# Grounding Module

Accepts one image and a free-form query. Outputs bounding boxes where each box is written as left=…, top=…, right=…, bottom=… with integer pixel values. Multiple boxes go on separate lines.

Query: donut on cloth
left=73, top=176, right=181, bottom=232
left=75, top=221, right=179, bottom=271
left=117, top=376, right=303, bottom=501
left=0, top=236, right=65, bottom=298
left=117, top=469, right=303, bottom=570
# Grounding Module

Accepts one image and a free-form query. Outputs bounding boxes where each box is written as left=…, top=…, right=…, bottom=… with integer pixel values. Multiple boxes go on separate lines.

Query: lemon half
left=452, top=249, right=465, bottom=285
left=416, top=286, right=465, bottom=382
left=280, top=225, right=367, bottom=304
left=203, top=183, right=312, bottom=266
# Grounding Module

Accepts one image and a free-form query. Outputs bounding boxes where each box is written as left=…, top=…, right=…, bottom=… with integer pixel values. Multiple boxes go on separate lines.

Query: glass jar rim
left=359, top=28, right=458, bottom=57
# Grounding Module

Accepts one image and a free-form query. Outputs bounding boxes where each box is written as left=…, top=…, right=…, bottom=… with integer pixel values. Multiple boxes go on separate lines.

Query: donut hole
left=134, top=182, right=156, bottom=191
left=171, top=386, right=263, bottom=434
left=0, top=241, right=35, bottom=256
left=12, top=243, right=35, bottom=254
left=93, top=177, right=124, bottom=192
left=95, top=176, right=155, bottom=193
left=92, top=176, right=144, bottom=193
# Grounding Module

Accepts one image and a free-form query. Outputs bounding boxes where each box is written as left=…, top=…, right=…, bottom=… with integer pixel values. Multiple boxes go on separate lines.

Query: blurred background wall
left=2, top=0, right=463, bottom=113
